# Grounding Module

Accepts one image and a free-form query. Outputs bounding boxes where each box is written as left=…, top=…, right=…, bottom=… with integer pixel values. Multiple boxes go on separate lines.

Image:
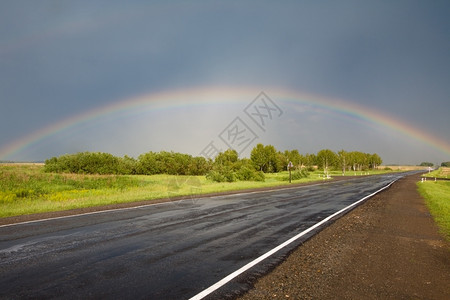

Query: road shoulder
left=239, top=173, right=450, bottom=299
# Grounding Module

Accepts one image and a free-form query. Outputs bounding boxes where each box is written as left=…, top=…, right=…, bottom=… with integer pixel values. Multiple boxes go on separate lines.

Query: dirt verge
left=239, top=173, right=450, bottom=299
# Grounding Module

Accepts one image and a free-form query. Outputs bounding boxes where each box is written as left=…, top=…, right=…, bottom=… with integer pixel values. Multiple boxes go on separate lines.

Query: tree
left=303, top=153, right=317, bottom=170
left=419, top=162, right=434, bottom=167
left=441, top=162, right=450, bottom=167
left=118, top=155, right=137, bottom=175
left=206, top=149, right=264, bottom=182
left=337, top=150, right=348, bottom=175
left=250, top=144, right=278, bottom=173
left=214, top=149, right=239, bottom=167
left=275, top=151, right=287, bottom=172
left=348, top=151, right=364, bottom=171
left=189, top=156, right=212, bottom=175
left=369, top=153, right=382, bottom=169
left=316, top=149, right=337, bottom=175
left=283, top=150, right=303, bottom=170
left=136, top=152, right=159, bottom=175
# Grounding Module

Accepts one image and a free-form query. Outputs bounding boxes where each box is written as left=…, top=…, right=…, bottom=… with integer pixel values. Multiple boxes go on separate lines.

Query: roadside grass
left=0, top=164, right=395, bottom=218
left=0, top=166, right=318, bottom=218
left=0, top=164, right=157, bottom=217
left=423, top=167, right=450, bottom=179
left=417, top=180, right=450, bottom=241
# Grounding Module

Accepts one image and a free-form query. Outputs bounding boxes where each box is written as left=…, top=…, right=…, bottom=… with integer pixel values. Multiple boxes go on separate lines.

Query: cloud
left=0, top=1, right=449, bottom=164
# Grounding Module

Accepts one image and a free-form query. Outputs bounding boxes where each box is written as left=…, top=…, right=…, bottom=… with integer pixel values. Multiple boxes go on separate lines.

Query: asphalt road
left=0, top=173, right=412, bottom=299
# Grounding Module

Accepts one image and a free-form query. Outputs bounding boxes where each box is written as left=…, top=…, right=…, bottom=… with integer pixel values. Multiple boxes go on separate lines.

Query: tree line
left=44, top=144, right=383, bottom=181
left=44, top=151, right=210, bottom=176
left=418, top=161, right=450, bottom=167
left=249, top=144, right=382, bottom=174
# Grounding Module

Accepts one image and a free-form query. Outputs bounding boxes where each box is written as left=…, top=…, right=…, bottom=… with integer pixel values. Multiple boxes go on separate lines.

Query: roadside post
left=288, top=161, right=294, bottom=183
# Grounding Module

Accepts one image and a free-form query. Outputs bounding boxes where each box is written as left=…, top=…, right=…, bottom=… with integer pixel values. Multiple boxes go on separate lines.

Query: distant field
left=324, top=168, right=402, bottom=176
left=381, top=165, right=427, bottom=171
left=423, top=167, right=450, bottom=179
left=0, top=163, right=400, bottom=218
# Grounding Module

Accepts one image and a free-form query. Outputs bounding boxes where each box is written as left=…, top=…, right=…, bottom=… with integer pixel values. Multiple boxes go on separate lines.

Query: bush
left=206, top=167, right=236, bottom=183
left=307, top=166, right=316, bottom=172
left=45, top=151, right=210, bottom=176
left=44, top=152, right=121, bottom=174
left=283, top=168, right=309, bottom=181
left=137, top=151, right=210, bottom=175
left=206, top=167, right=265, bottom=183
left=299, top=168, right=310, bottom=178
left=252, top=170, right=266, bottom=182
left=236, top=167, right=265, bottom=182
left=206, top=155, right=266, bottom=183
left=117, top=155, right=137, bottom=175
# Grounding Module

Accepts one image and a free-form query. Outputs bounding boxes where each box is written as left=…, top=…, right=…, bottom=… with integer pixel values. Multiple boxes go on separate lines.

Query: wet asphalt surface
left=0, top=173, right=412, bottom=299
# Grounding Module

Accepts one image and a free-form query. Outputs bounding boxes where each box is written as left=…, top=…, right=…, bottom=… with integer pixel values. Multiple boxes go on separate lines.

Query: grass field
left=381, top=165, right=427, bottom=171
left=417, top=180, right=450, bottom=241
left=1, top=164, right=399, bottom=218
left=0, top=164, right=313, bottom=218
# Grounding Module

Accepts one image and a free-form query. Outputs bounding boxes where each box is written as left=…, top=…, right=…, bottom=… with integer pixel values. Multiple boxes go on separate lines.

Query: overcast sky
left=1, top=1, right=449, bottom=164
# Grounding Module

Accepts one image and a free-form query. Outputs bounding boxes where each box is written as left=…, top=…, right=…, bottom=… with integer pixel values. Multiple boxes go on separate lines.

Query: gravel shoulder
left=239, top=173, right=450, bottom=299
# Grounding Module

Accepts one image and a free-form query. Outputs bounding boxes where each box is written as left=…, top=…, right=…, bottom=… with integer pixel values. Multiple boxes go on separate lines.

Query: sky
left=0, top=0, right=449, bottom=165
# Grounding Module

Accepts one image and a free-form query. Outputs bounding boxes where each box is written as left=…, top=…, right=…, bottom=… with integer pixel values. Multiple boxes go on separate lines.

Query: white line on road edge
left=189, top=178, right=400, bottom=300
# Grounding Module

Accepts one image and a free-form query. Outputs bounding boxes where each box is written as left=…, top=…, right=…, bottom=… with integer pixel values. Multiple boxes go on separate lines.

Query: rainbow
left=1, top=86, right=449, bottom=160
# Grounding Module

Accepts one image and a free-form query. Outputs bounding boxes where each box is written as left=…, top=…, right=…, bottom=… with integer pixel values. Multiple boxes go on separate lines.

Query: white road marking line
left=189, top=178, right=399, bottom=300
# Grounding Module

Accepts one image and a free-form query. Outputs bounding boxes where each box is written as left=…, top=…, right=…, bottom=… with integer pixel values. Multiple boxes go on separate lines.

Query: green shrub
left=206, top=166, right=237, bottom=183
left=206, top=164, right=265, bottom=183
left=136, top=151, right=210, bottom=175
left=206, top=170, right=228, bottom=183
left=251, top=170, right=266, bottom=182
left=44, top=152, right=121, bottom=174
left=307, top=166, right=316, bottom=172
left=283, top=168, right=309, bottom=181
left=236, top=167, right=265, bottom=182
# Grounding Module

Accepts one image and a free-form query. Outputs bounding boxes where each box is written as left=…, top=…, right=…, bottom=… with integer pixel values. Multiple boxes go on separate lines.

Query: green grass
left=0, top=164, right=159, bottom=217
left=417, top=180, right=450, bottom=241
left=0, top=164, right=395, bottom=218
